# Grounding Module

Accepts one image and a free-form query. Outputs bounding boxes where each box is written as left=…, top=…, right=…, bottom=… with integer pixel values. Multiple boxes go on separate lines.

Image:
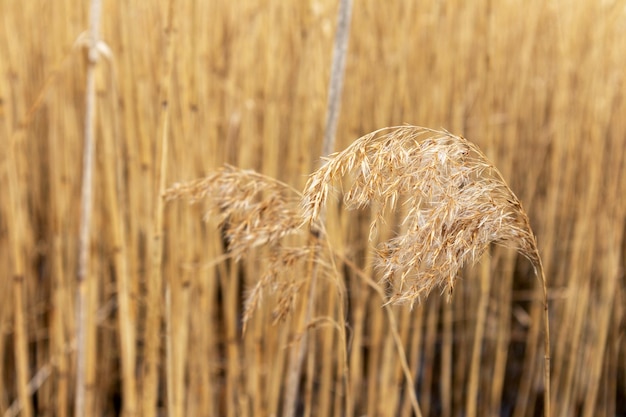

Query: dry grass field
left=1, top=1, right=625, bottom=416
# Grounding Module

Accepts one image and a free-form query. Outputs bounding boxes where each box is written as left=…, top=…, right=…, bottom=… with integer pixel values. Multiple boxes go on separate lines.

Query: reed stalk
left=75, top=0, right=103, bottom=415
left=5, top=104, right=33, bottom=417
left=141, top=0, right=177, bottom=415
left=466, top=256, right=491, bottom=417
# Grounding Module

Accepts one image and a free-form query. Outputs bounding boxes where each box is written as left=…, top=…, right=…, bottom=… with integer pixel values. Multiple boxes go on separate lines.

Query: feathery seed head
left=302, top=125, right=540, bottom=304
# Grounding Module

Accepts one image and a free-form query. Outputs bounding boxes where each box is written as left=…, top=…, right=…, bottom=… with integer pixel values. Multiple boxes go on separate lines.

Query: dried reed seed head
left=243, top=245, right=318, bottom=330
left=302, top=125, right=540, bottom=304
left=166, top=166, right=325, bottom=328
left=164, top=165, right=305, bottom=259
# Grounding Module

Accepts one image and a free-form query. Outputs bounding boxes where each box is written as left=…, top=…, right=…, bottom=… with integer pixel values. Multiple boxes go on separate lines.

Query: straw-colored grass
left=168, top=125, right=549, bottom=417
left=1, top=1, right=625, bottom=416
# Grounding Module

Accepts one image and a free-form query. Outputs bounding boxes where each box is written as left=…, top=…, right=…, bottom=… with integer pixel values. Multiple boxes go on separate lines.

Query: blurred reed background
left=1, top=0, right=624, bottom=416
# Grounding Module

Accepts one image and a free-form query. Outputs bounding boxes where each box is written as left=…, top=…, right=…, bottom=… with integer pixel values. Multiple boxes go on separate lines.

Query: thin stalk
left=51, top=237, right=69, bottom=417
left=2, top=38, right=31, bottom=417
left=75, top=0, right=103, bottom=415
left=165, top=283, right=173, bottom=416
left=341, top=256, right=423, bottom=417
left=440, top=301, right=453, bottom=417
left=282, top=237, right=320, bottom=417
left=420, top=296, right=439, bottom=416
left=466, top=257, right=491, bottom=417
left=141, top=0, right=177, bottom=415
left=321, top=0, right=353, bottom=157
left=540, top=264, right=551, bottom=417
left=489, top=252, right=515, bottom=416
left=99, top=55, right=137, bottom=417
left=5, top=141, right=32, bottom=417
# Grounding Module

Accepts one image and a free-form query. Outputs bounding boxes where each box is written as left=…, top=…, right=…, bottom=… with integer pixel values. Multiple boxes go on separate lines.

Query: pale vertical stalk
left=282, top=238, right=319, bottom=417
left=0, top=265, right=6, bottom=413
left=420, top=297, right=439, bottom=416
left=316, top=280, right=336, bottom=417
left=400, top=306, right=424, bottom=417
left=341, top=256, right=423, bottom=417
left=165, top=282, right=173, bottom=416
left=100, top=58, right=137, bottom=417
left=303, top=340, right=317, bottom=417
left=450, top=291, right=465, bottom=413
left=366, top=292, right=383, bottom=414
left=347, top=267, right=366, bottom=414
left=75, top=0, right=103, bottom=415
left=383, top=296, right=423, bottom=417
left=221, top=262, right=242, bottom=417
left=5, top=139, right=33, bottom=417
left=440, top=302, right=453, bottom=417
left=540, top=264, right=551, bottom=417
left=512, top=294, right=542, bottom=417
left=167, top=256, right=191, bottom=417
left=51, top=237, right=69, bottom=417
left=48, top=88, right=70, bottom=417
left=466, top=257, right=491, bottom=417
left=142, top=0, right=177, bottom=415
left=84, top=250, right=99, bottom=415
left=1, top=38, right=31, bottom=414
left=489, top=253, right=515, bottom=416
left=316, top=208, right=350, bottom=417
left=176, top=281, right=191, bottom=417
left=321, top=0, right=353, bottom=158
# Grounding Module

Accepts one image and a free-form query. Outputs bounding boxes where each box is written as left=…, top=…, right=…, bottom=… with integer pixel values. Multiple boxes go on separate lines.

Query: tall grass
left=1, top=1, right=625, bottom=416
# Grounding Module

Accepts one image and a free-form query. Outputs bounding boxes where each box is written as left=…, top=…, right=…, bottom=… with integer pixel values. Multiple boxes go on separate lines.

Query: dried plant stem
left=400, top=303, right=424, bottom=417
left=466, top=257, right=491, bottom=417
left=221, top=262, right=242, bottom=417
left=51, top=238, right=69, bottom=417
left=372, top=284, right=423, bottom=417
left=489, top=252, right=515, bottom=416
left=99, top=56, right=137, bottom=416
left=321, top=214, right=352, bottom=417
left=341, top=256, right=423, bottom=417
left=75, top=0, right=103, bottom=415
left=165, top=284, right=173, bottom=415
left=321, top=0, right=353, bottom=157
left=540, top=265, right=551, bottom=417
left=5, top=123, right=32, bottom=417
left=282, top=238, right=320, bottom=417
left=142, top=0, right=177, bottom=415
left=422, top=299, right=442, bottom=416
left=175, top=284, right=191, bottom=416
left=440, top=301, right=453, bottom=417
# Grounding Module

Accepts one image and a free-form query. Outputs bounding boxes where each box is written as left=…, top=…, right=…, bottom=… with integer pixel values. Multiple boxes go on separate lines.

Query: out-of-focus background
left=1, top=1, right=624, bottom=416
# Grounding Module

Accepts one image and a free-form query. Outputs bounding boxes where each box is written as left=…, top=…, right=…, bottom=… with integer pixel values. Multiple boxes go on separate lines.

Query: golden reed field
left=1, top=1, right=625, bottom=416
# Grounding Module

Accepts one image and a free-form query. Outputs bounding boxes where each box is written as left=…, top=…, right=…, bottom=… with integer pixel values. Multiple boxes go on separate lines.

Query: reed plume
left=165, top=165, right=304, bottom=259
left=303, top=125, right=542, bottom=304
left=164, top=165, right=311, bottom=326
